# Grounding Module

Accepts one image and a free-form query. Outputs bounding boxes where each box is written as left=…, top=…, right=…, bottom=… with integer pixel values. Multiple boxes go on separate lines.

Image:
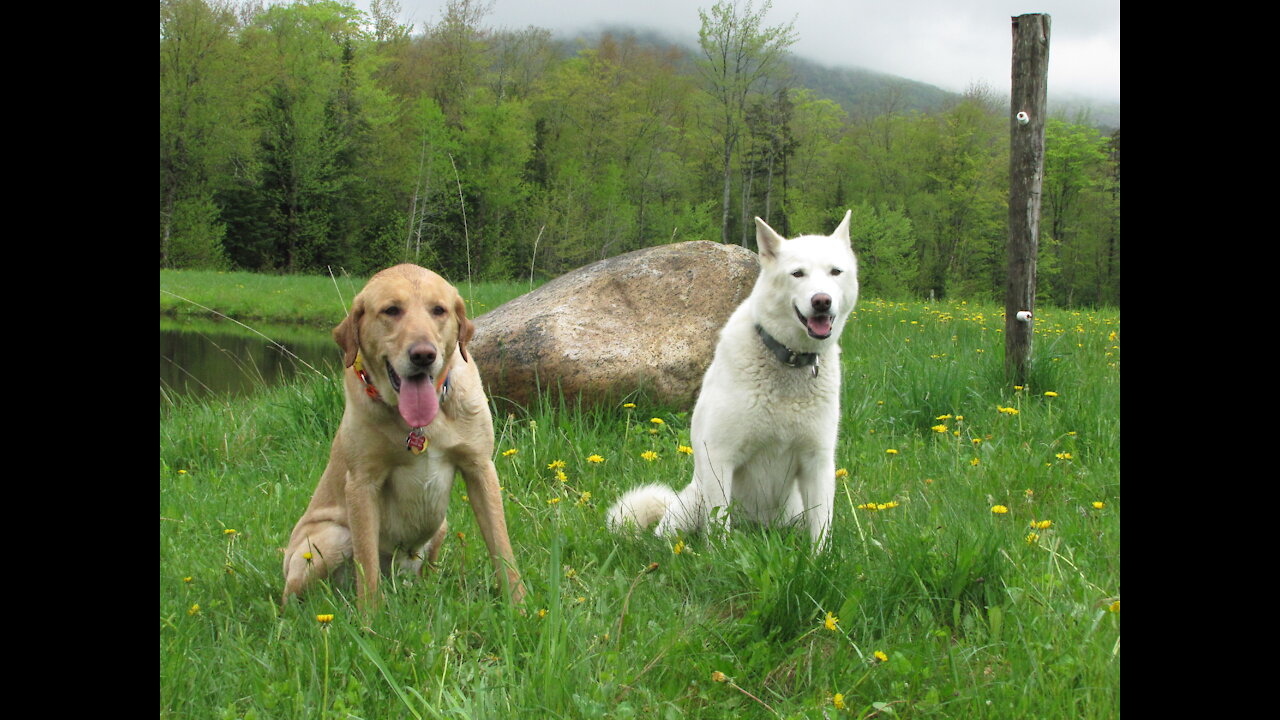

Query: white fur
left=607, top=212, right=858, bottom=550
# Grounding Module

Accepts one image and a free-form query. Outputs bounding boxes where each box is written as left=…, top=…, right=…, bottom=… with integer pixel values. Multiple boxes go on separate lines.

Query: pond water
left=160, top=317, right=342, bottom=403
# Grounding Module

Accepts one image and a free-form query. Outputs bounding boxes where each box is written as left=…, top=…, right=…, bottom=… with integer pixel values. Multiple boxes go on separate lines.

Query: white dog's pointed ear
left=755, top=216, right=786, bottom=262
left=834, top=210, right=852, bottom=244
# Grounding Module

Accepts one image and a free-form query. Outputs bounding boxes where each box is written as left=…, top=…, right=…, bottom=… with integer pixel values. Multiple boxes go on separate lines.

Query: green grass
left=160, top=284, right=1120, bottom=719
left=160, top=269, right=535, bottom=327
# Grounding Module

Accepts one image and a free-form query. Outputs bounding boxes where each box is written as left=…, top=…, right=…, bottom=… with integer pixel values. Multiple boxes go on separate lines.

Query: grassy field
left=160, top=275, right=1120, bottom=719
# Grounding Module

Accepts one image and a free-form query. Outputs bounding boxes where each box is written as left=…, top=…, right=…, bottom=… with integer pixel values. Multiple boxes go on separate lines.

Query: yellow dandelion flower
left=883, top=501, right=899, bottom=509
left=303, top=551, right=313, bottom=561
left=824, top=611, right=839, bottom=631
left=316, top=613, right=334, bottom=624
left=1031, top=519, right=1052, bottom=530
left=586, top=454, right=604, bottom=463
left=1092, top=501, right=1105, bottom=509
left=677, top=445, right=694, bottom=455
left=972, top=437, right=982, bottom=445
left=874, top=650, right=888, bottom=663
left=835, top=467, right=849, bottom=478
left=1055, top=452, right=1073, bottom=460
left=833, top=693, right=846, bottom=710
left=1025, top=532, right=1039, bottom=544
left=537, top=608, right=547, bottom=619
left=931, top=424, right=948, bottom=433
left=576, top=491, right=592, bottom=506
left=556, top=469, right=568, bottom=482
left=576, top=596, right=586, bottom=604
left=224, top=528, right=237, bottom=536
left=935, top=414, right=953, bottom=420
left=622, top=402, right=636, bottom=409
left=970, top=458, right=981, bottom=466
left=1013, top=385, right=1024, bottom=391
left=885, top=448, right=899, bottom=455
left=188, top=604, right=200, bottom=616
left=650, top=417, right=665, bottom=425
left=673, top=540, right=685, bottom=555
left=991, top=505, right=1009, bottom=514
left=547, top=459, right=566, bottom=470
left=641, top=450, right=659, bottom=461
left=502, top=448, right=518, bottom=457
left=1109, top=600, right=1120, bottom=613
left=178, top=469, right=188, bottom=475
left=1044, top=391, right=1059, bottom=397
left=183, top=576, right=193, bottom=583
left=547, top=497, right=561, bottom=505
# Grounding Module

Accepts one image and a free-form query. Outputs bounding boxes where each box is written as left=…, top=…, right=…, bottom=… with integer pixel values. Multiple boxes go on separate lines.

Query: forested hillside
left=160, top=0, right=1120, bottom=306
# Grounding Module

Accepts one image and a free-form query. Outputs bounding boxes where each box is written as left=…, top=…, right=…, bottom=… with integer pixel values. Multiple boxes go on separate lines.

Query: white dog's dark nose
left=408, top=342, right=437, bottom=370
left=811, top=293, right=832, bottom=314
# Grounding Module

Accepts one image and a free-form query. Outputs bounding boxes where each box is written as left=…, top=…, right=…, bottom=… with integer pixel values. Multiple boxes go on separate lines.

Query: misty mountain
left=550, top=26, right=1119, bottom=131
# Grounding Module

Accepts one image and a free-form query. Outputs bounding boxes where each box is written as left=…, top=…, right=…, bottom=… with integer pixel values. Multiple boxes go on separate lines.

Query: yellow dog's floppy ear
left=455, top=295, right=474, bottom=362
left=333, top=299, right=364, bottom=368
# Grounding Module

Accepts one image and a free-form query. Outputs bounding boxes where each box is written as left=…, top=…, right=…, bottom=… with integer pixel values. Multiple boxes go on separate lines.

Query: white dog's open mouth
left=796, top=307, right=833, bottom=339
left=386, top=360, right=439, bottom=428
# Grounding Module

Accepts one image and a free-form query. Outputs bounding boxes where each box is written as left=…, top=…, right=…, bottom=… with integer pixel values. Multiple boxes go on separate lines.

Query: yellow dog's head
left=333, top=264, right=474, bottom=427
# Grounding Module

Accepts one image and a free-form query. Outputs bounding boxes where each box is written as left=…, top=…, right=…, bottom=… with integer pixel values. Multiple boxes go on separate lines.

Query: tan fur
left=282, top=264, right=524, bottom=612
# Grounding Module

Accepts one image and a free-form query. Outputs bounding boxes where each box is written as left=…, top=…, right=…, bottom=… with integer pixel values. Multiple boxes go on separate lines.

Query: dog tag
left=406, top=428, right=428, bottom=454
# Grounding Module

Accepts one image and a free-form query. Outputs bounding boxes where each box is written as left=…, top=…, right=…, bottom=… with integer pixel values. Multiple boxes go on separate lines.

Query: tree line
left=160, top=0, right=1120, bottom=306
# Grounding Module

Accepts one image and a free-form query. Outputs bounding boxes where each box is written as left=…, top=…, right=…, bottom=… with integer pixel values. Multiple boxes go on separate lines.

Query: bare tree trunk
left=720, top=134, right=734, bottom=245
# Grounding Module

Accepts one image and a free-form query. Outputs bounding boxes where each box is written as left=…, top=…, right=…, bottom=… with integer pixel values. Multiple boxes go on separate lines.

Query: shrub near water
left=160, top=291, right=1119, bottom=719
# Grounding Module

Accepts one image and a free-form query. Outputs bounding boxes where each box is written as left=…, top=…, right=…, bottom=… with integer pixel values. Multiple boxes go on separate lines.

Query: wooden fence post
left=1005, top=13, right=1050, bottom=386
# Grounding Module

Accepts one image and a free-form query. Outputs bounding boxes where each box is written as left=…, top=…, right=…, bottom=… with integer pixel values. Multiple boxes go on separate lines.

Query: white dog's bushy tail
left=606, top=483, right=679, bottom=533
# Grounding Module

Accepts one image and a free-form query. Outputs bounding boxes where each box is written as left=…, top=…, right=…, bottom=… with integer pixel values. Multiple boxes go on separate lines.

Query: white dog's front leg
left=797, top=464, right=835, bottom=551
left=697, top=457, right=735, bottom=541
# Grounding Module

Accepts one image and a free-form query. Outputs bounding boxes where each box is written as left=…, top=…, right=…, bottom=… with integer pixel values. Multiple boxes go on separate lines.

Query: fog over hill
left=560, top=26, right=1119, bottom=131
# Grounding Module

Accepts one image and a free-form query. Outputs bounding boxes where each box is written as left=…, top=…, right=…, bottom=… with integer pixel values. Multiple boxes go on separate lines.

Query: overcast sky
left=374, top=0, right=1119, bottom=103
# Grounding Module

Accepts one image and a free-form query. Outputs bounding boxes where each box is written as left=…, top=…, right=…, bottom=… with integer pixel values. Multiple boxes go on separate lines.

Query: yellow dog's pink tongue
left=398, top=375, right=439, bottom=428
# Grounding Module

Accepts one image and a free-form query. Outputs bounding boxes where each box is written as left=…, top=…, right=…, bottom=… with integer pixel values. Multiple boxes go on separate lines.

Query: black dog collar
left=756, top=324, right=820, bottom=375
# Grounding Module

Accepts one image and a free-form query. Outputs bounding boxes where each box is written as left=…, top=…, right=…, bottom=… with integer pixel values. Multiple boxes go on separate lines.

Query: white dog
left=607, top=211, right=858, bottom=549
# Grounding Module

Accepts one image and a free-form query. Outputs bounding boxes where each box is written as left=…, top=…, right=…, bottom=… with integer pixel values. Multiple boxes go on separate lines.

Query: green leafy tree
left=221, top=0, right=375, bottom=273
left=159, top=0, right=247, bottom=268
left=1041, top=117, right=1116, bottom=305
left=696, top=0, right=796, bottom=245
left=846, top=203, right=917, bottom=299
